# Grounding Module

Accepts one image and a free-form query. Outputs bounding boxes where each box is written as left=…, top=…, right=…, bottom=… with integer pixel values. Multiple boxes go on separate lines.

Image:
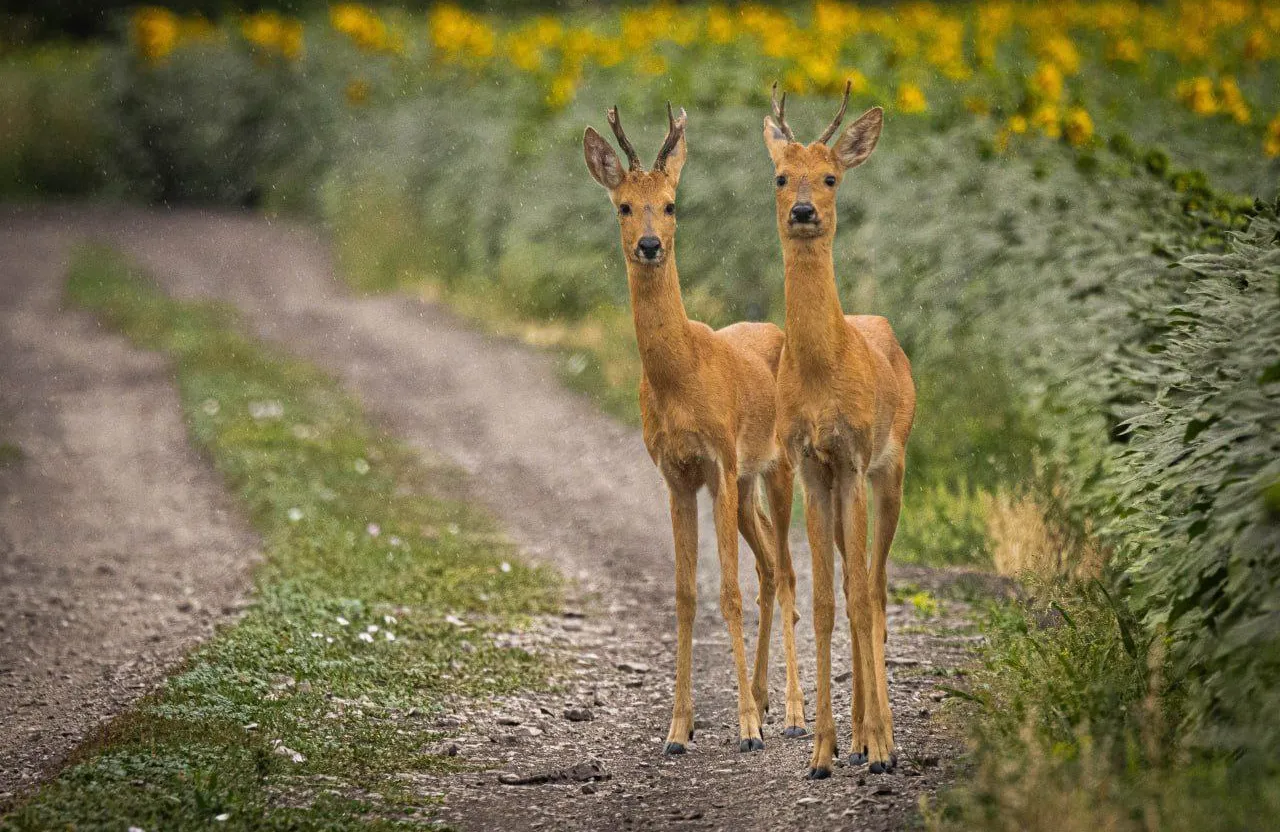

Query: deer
left=583, top=104, right=807, bottom=755
left=762, top=82, right=916, bottom=779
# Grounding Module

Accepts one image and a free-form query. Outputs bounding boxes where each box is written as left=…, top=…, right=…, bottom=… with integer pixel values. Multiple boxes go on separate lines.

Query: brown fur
left=584, top=108, right=805, bottom=753
left=763, top=102, right=916, bottom=777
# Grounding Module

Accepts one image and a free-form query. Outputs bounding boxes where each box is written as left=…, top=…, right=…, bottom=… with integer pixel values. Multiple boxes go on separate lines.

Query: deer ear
left=583, top=127, right=624, bottom=190
left=763, top=116, right=790, bottom=163
left=661, top=131, right=687, bottom=183
left=834, top=107, right=882, bottom=170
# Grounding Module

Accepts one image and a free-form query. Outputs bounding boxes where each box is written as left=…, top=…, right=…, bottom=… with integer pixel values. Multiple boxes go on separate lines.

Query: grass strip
left=2, top=246, right=559, bottom=830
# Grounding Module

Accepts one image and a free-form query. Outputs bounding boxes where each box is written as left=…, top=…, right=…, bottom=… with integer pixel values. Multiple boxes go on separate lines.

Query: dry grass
left=986, top=489, right=1103, bottom=581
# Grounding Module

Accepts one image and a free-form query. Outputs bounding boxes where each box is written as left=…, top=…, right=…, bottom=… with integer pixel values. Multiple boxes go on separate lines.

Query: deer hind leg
left=800, top=457, right=838, bottom=779
left=736, top=476, right=775, bottom=728
left=833, top=493, right=867, bottom=764
left=866, top=459, right=905, bottom=771
left=712, top=465, right=763, bottom=751
left=663, top=484, right=699, bottom=755
left=837, top=464, right=895, bottom=772
left=765, top=456, right=806, bottom=738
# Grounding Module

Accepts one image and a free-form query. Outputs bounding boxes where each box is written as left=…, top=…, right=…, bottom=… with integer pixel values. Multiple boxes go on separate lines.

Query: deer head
left=583, top=103, right=688, bottom=268
left=762, top=81, right=882, bottom=242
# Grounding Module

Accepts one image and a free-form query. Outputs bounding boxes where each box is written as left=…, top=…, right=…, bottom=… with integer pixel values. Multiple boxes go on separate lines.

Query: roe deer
left=762, top=83, right=916, bottom=779
left=583, top=104, right=805, bottom=753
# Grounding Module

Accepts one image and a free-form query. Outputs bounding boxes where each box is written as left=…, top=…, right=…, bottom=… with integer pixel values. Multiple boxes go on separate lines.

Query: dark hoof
left=739, top=737, right=765, bottom=752
left=781, top=726, right=809, bottom=739
left=663, top=742, right=686, bottom=756
left=805, top=767, right=831, bottom=780
left=848, top=750, right=868, bottom=766
left=870, top=757, right=897, bottom=774
left=688, top=729, right=695, bottom=740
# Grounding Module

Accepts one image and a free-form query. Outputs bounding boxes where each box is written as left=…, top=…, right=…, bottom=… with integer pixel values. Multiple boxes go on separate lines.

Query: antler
left=654, top=102, right=688, bottom=172
left=770, top=81, right=796, bottom=141
left=606, top=105, right=643, bottom=171
left=816, top=79, right=853, bottom=144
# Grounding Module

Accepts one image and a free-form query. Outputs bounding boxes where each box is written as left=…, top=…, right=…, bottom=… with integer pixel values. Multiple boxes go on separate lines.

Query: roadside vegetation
left=1, top=2, right=1278, bottom=829
left=1, top=248, right=558, bottom=830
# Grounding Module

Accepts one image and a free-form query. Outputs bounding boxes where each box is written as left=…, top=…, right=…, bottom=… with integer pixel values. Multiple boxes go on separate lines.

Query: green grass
left=928, top=585, right=1280, bottom=832
left=1, top=247, right=559, bottom=830
left=0, top=442, right=22, bottom=467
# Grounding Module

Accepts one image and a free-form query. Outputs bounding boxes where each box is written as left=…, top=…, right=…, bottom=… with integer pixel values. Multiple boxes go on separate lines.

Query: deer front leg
left=736, top=476, right=775, bottom=728
left=712, top=466, right=763, bottom=751
left=867, top=461, right=905, bottom=770
left=801, top=460, right=838, bottom=778
left=838, top=467, right=894, bottom=772
left=663, top=485, right=699, bottom=755
left=766, top=456, right=806, bottom=738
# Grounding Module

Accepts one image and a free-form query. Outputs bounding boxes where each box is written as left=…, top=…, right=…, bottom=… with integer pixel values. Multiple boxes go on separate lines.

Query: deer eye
left=775, top=175, right=788, bottom=188
left=618, top=203, right=632, bottom=216
left=824, top=174, right=837, bottom=187
left=664, top=203, right=675, bottom=216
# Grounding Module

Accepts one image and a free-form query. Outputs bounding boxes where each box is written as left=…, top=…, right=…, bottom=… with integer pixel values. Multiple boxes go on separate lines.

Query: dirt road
left=0, top=205, right=982, bottom=829
left=0, top=210, right=259, bottom=804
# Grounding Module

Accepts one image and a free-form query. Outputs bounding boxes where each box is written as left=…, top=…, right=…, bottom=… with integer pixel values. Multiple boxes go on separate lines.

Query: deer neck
left=782, top=237, right=848, bottom=371
left=627, top=258, right=695, bottom=395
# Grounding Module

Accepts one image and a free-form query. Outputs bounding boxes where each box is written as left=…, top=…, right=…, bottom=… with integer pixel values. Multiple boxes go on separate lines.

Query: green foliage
left=894, top=482, right=991, bottom=568
left=4, top=248, right=558, bottom=829
left=934, top=197, right=1280, bottom=830
left=101, top=41, right=341, bottom=206
left=1100, top=203, right=1280, bottom=756
left=0, top=47, right=106, bottom=197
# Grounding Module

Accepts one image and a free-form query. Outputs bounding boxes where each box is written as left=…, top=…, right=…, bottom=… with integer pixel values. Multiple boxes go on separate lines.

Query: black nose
left=790, top=203, right=817, bottom=223
left=637, top=236, right=662, bottom=259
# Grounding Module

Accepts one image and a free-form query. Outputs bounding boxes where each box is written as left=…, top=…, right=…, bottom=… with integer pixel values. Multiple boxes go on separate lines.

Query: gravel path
left=0, top=209, right=259, bottom=806
left=0, top=205, right=987, bottom=829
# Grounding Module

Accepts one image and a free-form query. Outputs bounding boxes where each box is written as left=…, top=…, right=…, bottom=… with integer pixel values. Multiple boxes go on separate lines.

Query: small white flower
left=353, top=458, right=370, bottom=475
left=310, top=632, right=322, bottom=638
left=445, top=614, right=466, bottom=627
left=335, top=616, right=349, bottom=626
left=248, top=400, right=284, bottom=421
left=383, top=614, right=397, bottom=625
left=500, top=561, right=512, bottom=573
left=367, top=624, right=379, bottom=633
left=128, top=827, right=147, bottom=832
left=384, top=631, right=396, bottom=641
left=366, top=523, right=380, bottom=538
left=288, top=507, right=303, bottom=523
left=388, top=535, right=402, bottom=547
left=325, top=637, right=334, bottom=644
left=358, top=632, right=374, bottom=643
left=215, top=814, right=230, bottom=822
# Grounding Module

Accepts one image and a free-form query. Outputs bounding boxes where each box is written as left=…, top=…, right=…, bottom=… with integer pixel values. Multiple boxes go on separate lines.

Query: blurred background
left=1, top=1, right=1278, bottom=827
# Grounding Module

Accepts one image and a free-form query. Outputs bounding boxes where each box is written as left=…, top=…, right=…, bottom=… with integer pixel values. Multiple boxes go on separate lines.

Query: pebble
left=563, top=708, right=594, bottom=722
left=616, top=661, right=649, bottom=673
